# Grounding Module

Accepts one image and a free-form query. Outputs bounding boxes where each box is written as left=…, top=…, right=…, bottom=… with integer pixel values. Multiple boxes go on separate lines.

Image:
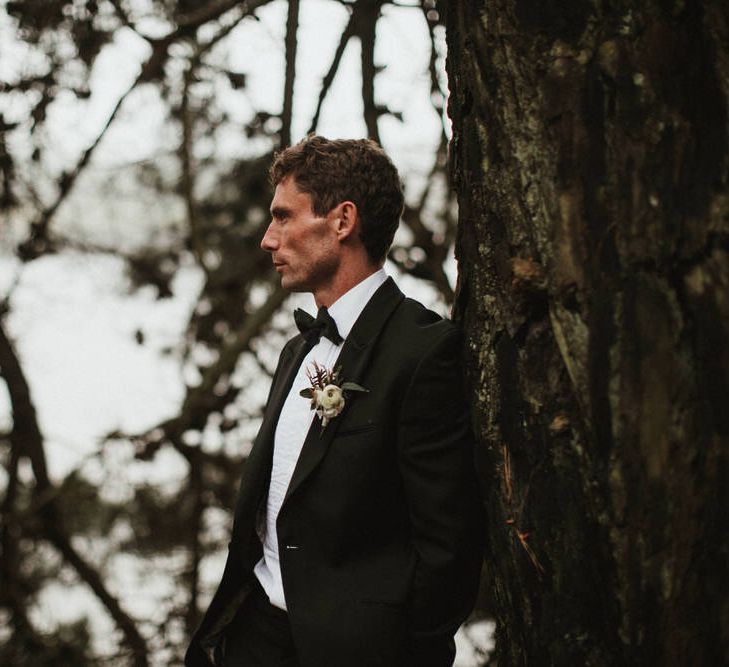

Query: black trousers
left=223, top=580, right=300, bottom=667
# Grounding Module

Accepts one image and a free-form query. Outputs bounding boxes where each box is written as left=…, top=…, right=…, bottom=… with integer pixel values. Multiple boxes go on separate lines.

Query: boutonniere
left=299, top=361, right=368, bottom=430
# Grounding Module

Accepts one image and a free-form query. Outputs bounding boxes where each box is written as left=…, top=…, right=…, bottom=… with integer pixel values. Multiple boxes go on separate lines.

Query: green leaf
left=299, top=388, right=314, bottom=398
left=341, top=382, right=368, bottom=393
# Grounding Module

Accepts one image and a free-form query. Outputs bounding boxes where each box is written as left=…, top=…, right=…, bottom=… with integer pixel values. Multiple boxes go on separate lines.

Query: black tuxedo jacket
left=186, top=278, right=482, bottom=667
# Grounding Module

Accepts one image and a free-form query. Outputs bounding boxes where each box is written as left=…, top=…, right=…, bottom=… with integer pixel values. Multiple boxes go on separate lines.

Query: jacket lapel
left=232, top=335, right=309, bottom=537
left=280, top=278, right=404, bottom=511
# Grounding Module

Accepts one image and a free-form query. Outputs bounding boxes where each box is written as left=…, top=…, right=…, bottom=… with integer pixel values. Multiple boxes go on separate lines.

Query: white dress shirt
left=253, top=268, right=389, bottom=610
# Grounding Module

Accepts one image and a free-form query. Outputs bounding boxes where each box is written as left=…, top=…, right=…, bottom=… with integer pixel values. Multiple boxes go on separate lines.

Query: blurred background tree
left=0, top=1, right=493, bottom=665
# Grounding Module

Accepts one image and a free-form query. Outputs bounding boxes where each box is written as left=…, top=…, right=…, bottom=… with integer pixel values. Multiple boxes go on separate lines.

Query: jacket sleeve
left=396, top=325, right=484, bottom=664
left=184, top=639, right=215, bottom=667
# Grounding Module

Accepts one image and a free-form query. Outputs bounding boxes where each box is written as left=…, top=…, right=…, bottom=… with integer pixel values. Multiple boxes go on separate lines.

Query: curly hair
left=269, top=135, right=404, bottom=263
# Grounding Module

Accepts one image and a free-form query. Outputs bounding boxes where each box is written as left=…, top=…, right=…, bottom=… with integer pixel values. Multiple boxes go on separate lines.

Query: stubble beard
left=280, top=254, right=339, bottom=295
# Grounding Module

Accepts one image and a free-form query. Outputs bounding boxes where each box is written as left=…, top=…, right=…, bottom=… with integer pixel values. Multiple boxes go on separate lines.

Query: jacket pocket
left=358, top=598, right=407, bottom=610
left=336, top=422, right=377, bottom=437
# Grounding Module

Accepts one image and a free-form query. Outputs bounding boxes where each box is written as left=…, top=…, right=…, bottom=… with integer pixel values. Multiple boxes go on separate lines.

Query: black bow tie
left=294, top=307, right=343, bottom=346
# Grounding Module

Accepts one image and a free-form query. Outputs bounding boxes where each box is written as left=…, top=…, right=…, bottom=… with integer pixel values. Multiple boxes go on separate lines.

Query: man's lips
left=273, top=261, right=286, bottom=271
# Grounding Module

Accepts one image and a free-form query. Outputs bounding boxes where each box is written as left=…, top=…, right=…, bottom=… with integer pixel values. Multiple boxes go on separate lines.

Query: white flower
left=314, top=385, right=346, bottom=426
left=299, top=362, right=368, bottom=432
left=318, top=385, right=345, bottom=411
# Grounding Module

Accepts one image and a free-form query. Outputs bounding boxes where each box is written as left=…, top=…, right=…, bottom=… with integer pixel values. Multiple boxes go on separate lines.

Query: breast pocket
left=336, top=422, right=377, bottom=438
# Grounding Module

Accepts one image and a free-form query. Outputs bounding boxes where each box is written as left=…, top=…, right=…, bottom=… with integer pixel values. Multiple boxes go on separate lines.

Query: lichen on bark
left=447, top=1, right=729, bottom=664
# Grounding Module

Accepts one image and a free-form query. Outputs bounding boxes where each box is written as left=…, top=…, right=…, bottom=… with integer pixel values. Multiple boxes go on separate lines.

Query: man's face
left=261, top=176, right=340, bottom=294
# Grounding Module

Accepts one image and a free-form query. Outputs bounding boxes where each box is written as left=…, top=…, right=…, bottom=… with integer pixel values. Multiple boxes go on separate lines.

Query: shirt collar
left=325, top=268, right=388, bottom=342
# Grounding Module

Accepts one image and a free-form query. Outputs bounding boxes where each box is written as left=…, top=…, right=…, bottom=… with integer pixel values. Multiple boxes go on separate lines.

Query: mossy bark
left=446, top=1, right=729, bottom=664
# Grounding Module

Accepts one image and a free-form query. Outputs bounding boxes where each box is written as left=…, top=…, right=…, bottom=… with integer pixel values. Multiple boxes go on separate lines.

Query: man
left=186, top=136, right=482, bottom=667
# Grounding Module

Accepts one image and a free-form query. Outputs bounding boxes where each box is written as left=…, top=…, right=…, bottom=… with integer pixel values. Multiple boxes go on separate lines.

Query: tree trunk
left=446, top=1, right=729, bottom=664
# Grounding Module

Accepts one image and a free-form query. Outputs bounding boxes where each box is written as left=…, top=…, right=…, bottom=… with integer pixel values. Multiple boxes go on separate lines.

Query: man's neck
left=313, top=262, right=383, bottom=308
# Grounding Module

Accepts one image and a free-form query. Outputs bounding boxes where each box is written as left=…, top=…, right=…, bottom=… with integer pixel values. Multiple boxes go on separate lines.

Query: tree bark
left=446, top=1, right=729, bottom=664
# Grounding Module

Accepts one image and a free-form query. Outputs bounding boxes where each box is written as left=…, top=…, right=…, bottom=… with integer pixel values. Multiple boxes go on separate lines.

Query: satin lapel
left=281, top=278, right=405, bottom=510
left=232, top=335, right=309, bottom=531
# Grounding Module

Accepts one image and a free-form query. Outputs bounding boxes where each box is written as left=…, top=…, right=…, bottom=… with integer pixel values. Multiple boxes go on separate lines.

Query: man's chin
left=279, top=276, right=307, bottom=293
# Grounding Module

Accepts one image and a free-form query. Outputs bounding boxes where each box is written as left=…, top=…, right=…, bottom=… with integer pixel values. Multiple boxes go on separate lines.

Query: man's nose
left=260, top=222, right=278, bottom=252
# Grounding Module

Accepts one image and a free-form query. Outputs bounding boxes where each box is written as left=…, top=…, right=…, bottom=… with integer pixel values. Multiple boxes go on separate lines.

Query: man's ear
left=332, top=201, right=358, bottom=241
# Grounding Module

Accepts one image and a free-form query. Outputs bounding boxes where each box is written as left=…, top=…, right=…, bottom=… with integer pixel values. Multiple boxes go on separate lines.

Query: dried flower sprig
left=300, top=362, right=368, bottom=430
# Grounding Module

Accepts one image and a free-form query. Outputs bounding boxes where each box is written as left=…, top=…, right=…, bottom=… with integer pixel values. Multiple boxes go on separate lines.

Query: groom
left=186, top=136, right=482, bottom=667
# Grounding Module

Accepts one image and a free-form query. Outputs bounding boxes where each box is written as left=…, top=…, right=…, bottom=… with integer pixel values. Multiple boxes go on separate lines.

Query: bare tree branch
left=179, top=9, right=258, bottom=267
left=0, top=412, right=23, bottom=637
left=308, top=0, right=388, bottom=140
left=358, top=0, right=383, bottom=142
left=44, top=524, right=150, bottom=666
left=0, top=321, right=50, bottom=489
left=307, top=11, right=356, bottom=134
left=422, top=4, right=447, bottom=120
left=131, top=282, right=287, bottom=457
left=394, top=135, right=455, bottom=303
left=184, top=456, right=205, bottom=637
left=17, top=40, right=168, bottom=260
left=281, top=0, right=300, bottom=148
left=0, top=319, right=150, bottom=666
left=176, top=0, right=268, bottom=30
left=180, top=68, right=205, bottom=264
left=17, top=0, right=273, bottom=261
